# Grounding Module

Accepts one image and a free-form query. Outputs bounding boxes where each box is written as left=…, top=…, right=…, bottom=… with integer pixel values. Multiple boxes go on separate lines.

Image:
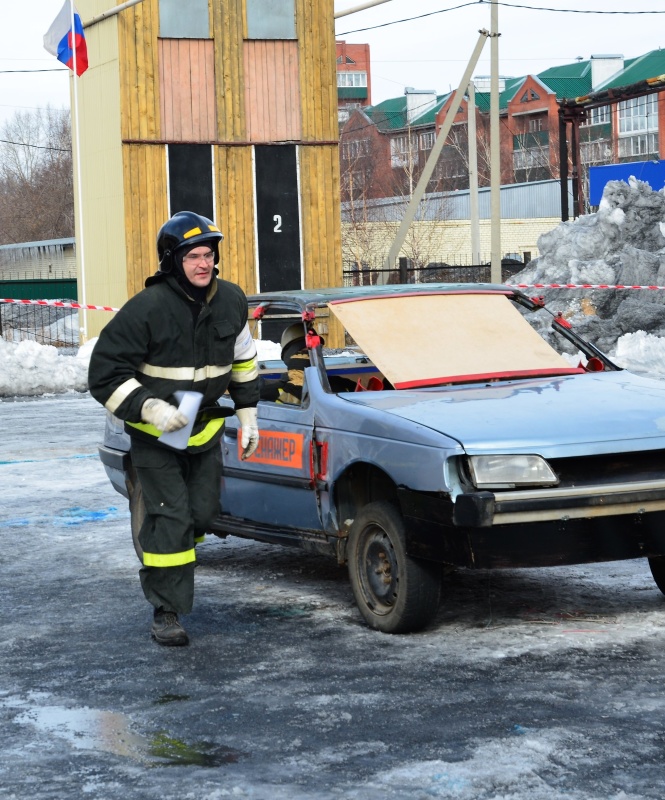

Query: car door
left=220, top=395, right=324, bottom=531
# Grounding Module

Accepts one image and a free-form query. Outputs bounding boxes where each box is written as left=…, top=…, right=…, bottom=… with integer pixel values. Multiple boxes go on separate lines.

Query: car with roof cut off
left=98, top=283, right=665, bottom=633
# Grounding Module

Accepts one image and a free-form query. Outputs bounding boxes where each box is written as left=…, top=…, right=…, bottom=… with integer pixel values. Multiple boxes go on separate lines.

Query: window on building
left=159, top=0, right=209, bottom=37
left=528, top=118, right=543, bottom=132
left=582, top=105, right=611, bottom=126
left=437, top=158, right=466, bottom=181
left=341, top=139, right=370, bottom=160
left=513, top=149, right=543, bottom=170
left=337, top=72, right=367, bottom=87
left=342, top=169, right=367, bottom=195
left=246, top=0, right=296, bottom=39
left=617, top=95, right=658, bottom=159
left=337, top=55, right=356, bottom=64
left=619, top=95, right=658, bottom=134
left=420, top=131, right=435, bottom=150
left=520, top=88, right=540, bottom=103
left=512, top=136, right=550, bottom=178
left=390, top=134, right=417, bottom=168
left=618, top=132, right=659, bottom=158
left=580, top=139, right=612, bottom=164
left=513, top=131, right=549, bottom=151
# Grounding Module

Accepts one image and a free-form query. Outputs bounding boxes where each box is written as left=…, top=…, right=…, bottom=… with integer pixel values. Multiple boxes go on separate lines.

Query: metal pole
left=570, top=116, right=580, bottom=218
left=335, top=0, right=395, bottom=19
left=558, top=108, right=569, bottom=221
left=383, top=30, right=489, bottom=277
left=571, top=113, right=584, bottom=216
left=489, top=0, right=501, bottom=284
left=83, top=0, right=144, bottom=29
left=70, top=1, right=88, bottom=341
left=468, top=81, right=481, bottom=265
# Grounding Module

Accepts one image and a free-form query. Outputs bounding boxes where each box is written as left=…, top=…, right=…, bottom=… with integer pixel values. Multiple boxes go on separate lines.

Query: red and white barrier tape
left=2, top=284, right=665, bottom=313
left=0, top=298, right=119, bottom=312
left=507, top=283, right=665, bottom=290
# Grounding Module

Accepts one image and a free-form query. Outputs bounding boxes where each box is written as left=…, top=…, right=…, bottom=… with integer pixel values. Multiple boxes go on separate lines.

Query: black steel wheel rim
left=359, top=527, right=399, bottom=614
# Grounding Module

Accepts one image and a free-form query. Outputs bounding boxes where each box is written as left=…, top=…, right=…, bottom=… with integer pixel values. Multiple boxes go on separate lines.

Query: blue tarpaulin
left=589, top=160, right=665, bottom=206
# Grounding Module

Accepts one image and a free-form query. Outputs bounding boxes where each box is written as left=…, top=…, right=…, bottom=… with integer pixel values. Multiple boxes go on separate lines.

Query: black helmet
left=156, top=211, right=224, bottom=273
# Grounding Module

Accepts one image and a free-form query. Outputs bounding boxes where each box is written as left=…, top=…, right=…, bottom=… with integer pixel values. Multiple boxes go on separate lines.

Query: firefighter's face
left=181, top=246, right=215, bottom=287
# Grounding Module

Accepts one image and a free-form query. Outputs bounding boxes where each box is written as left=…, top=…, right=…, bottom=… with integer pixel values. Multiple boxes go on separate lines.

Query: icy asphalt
left=1, top=392, right=665, bottom=800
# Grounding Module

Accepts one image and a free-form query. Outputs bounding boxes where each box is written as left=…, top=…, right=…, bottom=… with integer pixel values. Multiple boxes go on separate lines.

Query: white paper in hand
left=158, top=391, right=203, bottom=450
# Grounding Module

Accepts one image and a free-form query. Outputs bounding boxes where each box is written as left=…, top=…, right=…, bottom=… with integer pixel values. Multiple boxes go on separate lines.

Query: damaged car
left=98, top=283, right=665, bottom=633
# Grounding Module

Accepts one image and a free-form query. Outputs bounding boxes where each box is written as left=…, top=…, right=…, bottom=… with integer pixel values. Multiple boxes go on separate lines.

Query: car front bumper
left=398, top=480, right=665, bottom=569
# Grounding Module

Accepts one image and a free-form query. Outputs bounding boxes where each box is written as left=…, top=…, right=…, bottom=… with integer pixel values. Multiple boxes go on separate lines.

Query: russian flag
left=43, top=1, right=88, bottom=77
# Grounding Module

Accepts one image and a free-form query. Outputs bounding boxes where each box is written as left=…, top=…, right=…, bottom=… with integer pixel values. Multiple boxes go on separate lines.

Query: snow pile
left=512, top=177, right=665, bottom=364
left=0, top=336, right=283, bottom=398
left=0, top=338, right=93, bottom=397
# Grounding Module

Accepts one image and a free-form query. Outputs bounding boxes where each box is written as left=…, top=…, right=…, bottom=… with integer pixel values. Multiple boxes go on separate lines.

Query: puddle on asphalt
left=149, top=732, right=241, bottom=766
left=260, top=604, right=314, bottom=619
left=154, top=693, right=191, bottom=705
left=11, top=702, right=243, bottom=767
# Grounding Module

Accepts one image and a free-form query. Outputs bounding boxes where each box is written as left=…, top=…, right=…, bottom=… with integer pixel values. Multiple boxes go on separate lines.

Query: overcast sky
left=1, top=0, right=664, bottom=129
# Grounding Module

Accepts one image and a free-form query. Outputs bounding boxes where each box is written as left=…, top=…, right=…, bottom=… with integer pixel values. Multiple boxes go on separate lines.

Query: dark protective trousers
left=131, top=437, right=222, bottom=615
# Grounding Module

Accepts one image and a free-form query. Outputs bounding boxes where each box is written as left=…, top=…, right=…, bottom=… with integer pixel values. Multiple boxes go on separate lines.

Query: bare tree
left=340, top=131, right=394, bottom=279
left=340, top=115, right=456, bottom=278
left=433, top=120, right=492, bottom=189
left=0, top=107, right=73, bottom=244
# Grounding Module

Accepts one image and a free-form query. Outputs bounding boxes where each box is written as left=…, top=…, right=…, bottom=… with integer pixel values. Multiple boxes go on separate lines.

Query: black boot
left=151, top=608, right=189, bottom=646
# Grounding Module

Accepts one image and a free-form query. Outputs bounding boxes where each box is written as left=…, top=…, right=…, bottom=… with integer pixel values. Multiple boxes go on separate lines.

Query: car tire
left=347, top=501, right=441, bottom=633
left=648, top=555, right=665, bottom=595
left=128, top=475, right=145, bottom=563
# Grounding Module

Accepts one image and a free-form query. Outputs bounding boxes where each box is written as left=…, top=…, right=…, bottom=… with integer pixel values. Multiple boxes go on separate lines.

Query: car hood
left=343, top=371, right=665, bottom=457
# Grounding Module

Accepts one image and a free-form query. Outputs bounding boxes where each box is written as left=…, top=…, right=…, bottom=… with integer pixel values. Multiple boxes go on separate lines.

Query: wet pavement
left=2, top=393, right=665, bottom=799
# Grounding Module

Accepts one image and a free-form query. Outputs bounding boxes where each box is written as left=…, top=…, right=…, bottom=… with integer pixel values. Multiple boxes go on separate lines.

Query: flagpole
left=70, top=1, right=88, bottom=341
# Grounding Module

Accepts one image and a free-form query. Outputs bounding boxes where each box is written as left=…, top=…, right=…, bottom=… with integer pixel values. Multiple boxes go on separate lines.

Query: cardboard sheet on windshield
left=328, top=293, right=579, bottom=389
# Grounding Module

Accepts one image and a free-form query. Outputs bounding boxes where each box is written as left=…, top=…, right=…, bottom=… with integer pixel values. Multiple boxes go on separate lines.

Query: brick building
left=340, top=50, right=665, bottom=211
left=336, top=41, right=371, bottom=126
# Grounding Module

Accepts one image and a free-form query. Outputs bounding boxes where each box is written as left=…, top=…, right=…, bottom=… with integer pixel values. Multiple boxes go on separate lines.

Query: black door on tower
left=168, top=144, right=214, bottom=219
left=254, top=145, right=302, bottom=343
left=254, top=144, right=301, bottom=293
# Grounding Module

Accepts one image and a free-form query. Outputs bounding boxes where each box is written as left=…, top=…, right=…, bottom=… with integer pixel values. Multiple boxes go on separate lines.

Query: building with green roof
left=340, top=49, right=665, bottom=213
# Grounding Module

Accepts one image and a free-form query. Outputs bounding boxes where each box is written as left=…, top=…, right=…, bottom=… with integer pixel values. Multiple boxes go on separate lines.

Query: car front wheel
left=347, top=501, right=441, bottom=633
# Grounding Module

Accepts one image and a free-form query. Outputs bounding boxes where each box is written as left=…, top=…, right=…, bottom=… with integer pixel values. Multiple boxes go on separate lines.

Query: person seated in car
left=260, top=323, right=355, bottom=405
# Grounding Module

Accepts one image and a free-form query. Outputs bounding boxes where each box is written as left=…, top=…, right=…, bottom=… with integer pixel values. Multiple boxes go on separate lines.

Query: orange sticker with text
left=238, top=430, right=304, bottom=469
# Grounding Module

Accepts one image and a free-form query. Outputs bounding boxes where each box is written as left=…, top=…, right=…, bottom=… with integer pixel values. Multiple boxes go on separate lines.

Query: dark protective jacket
left=88, top=272, right=259, bottom=452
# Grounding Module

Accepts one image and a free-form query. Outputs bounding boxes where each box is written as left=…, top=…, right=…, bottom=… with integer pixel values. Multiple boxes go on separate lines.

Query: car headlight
left=467, top=454, right=558, bottom=489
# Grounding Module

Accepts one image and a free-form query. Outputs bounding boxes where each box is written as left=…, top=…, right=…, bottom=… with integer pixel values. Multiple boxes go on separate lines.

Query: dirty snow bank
left=511, top=177, right=665, bottom=371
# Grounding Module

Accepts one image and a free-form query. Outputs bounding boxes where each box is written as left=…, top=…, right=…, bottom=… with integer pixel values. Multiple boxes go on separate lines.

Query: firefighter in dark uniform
left=271, top=323, right=312, bottom=405
left=88, top=211, right=260, bottom=647
left=261, top=323, right=356, bottom=404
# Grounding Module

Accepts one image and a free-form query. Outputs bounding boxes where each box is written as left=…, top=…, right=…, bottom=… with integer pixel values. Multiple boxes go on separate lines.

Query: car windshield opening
left=328, top=292, right=583, bottom=389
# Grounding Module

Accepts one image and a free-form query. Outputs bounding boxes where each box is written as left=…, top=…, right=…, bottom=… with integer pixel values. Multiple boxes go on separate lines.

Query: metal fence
left=0, top=302, right=80, bottom=349
left=342, top=259, right=526, bottom=287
